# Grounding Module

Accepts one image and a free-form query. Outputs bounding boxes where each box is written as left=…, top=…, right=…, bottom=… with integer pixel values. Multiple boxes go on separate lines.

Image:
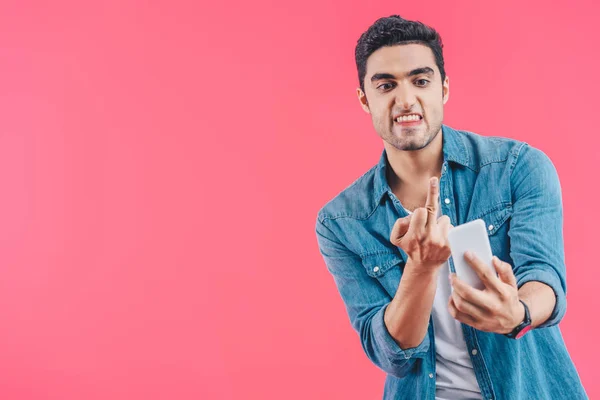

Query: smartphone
left=447, top=219, right=495, bottom=290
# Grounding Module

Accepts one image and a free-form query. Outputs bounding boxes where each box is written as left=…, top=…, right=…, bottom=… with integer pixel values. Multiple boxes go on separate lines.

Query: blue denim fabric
left=315, top=125, right=587, bottom=399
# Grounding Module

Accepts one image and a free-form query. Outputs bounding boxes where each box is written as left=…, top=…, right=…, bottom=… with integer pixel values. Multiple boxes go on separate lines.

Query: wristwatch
left=505, top=299, right=532, bottom=339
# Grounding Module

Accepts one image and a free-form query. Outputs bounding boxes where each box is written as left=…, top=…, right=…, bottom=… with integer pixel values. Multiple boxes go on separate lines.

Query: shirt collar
left=373, top=124, right=470, bottom=204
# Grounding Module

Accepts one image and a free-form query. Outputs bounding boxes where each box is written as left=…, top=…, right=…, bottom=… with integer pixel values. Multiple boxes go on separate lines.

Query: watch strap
left=504, top=299, right=532, bottom=339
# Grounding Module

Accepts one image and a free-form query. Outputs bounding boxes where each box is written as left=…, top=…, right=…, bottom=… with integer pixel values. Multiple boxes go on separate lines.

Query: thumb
left=493, top=256, right=517, bottom=288
left=390, top=214, right=412, bottom=246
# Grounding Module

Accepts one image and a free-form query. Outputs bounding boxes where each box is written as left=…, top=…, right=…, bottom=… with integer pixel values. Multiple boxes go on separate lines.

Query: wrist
left=405, top=258, right=443, bottom=278
left=512, top=299, right=526, bottom=329
left=505, top=299, right=532, bottom=339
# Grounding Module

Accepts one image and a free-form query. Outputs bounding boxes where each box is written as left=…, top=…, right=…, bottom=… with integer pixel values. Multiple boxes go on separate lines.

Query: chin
left=405, top=143, right=429, bottom=151
left=399, top=141, right=429, bottom=151
left=384, top=138, right=425, bottom=151
left=386, top=131, right=435, bottom=151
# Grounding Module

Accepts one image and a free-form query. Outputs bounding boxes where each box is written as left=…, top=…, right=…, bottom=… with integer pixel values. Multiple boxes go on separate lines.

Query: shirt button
left=488, top=224, right=494, bottom=231
left=429, top=373, right=434, bottom=379
left=444, top=198, right=451, bottom=204
left=472, top=349, right=478, bottom=356
left=373, top=266, right=380, bottom=273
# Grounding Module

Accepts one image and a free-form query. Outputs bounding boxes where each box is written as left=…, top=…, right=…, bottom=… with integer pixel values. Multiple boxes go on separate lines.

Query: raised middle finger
left=424, top=177, right=439, bottom=229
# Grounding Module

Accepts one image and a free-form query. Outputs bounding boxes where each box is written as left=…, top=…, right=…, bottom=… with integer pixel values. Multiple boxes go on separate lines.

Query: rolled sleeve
left=315, top=215, right=428, bottom=377
left=509, top=144, right=567, bottom=328
left=516, top=267, right=566, bottom=329
left=372, top=303, right=430, bottom=361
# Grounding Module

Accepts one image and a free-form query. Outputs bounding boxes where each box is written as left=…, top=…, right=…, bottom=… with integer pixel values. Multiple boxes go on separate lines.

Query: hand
left=389, top=177, right=453, bottom=272
left=448, top=252, right=525, bottom=334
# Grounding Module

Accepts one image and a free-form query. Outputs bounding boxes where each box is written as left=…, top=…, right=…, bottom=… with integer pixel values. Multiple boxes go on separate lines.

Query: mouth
left=393, top=114, right=423, bottom=127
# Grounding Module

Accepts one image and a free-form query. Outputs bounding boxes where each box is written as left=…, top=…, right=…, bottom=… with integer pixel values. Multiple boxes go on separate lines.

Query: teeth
left=396, top=115, right=421, bottom=122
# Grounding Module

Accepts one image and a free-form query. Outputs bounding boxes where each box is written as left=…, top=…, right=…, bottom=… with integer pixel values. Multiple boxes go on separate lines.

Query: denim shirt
left=315, top=125, right=587, bottom=399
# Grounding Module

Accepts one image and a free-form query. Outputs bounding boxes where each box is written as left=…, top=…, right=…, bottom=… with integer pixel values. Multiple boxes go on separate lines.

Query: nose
left=395, top=84, right=417, bottom=110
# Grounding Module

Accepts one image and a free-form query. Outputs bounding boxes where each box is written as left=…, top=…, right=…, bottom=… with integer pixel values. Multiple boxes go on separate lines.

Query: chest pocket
left=360, top=252, right=404, bottom=298
left=471, top=203, right=513, bottom=260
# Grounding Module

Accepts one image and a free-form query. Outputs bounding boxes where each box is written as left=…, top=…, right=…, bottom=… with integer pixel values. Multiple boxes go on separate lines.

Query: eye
left=415, top=79, right=430, bottom=87
left=377, top=82, right=394, bottom=91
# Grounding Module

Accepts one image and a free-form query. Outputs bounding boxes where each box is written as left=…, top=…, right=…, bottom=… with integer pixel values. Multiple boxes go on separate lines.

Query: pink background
left=0, top=0, right=597, bottom=399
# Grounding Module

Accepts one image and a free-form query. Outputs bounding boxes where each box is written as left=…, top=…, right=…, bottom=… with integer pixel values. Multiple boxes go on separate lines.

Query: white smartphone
left=447, top=219, right=495, bottom=290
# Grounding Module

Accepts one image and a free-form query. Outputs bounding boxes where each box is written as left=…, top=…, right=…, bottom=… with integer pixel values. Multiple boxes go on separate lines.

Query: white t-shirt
left=404, top=205, right=481, bottom=399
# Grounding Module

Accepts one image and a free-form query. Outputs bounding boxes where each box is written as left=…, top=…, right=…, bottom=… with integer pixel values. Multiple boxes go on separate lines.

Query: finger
left=464, top=251, right=501, bottom=292
left=437, top=215, right=451, bottom=238
left=493, top=256, right=517, bottom=288
left=410, top=208, right=428, bottom=239
left=424, top=177, right=439, bottom=228
left=450, top=273, right=489, bottom=307
left=436, top=215, right=450, bottom=227
left=451, top=287, right=487, bottom=320
left=390, top=215, right=412, bottom=245
left=448, top=296, right=480, bottom=328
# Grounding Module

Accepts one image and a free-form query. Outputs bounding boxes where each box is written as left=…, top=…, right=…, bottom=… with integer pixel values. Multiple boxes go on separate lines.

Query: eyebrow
left=370, top=67, right=435, bottom=83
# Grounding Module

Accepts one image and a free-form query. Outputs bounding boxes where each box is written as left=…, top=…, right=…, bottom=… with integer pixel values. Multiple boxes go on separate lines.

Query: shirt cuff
left=516, top=267, right=566, bottom=329
left=371, top=303, right=430, bottom=361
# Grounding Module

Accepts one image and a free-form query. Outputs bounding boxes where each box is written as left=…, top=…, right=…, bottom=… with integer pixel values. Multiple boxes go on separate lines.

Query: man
left=315, top=15, right=587, bottom=399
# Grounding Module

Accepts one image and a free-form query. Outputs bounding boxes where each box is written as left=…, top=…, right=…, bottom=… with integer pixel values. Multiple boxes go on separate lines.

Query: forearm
left=384, top=259, right=439, bottom=349
left=518, top=281, right=556, bottom=328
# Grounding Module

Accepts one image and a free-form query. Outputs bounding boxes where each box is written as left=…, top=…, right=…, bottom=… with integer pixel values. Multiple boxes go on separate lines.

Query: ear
left=442, top=76, right=450, bottom=105
left=357, top=88, right=370, bottom=114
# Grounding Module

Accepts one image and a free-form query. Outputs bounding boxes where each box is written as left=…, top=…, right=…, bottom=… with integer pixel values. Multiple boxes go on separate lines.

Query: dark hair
left=355, top=15, right=446, bottom=93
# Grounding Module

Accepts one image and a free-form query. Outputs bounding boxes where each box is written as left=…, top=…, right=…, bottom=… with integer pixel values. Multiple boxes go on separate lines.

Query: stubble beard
left=384, top=118, right=442, bottom=151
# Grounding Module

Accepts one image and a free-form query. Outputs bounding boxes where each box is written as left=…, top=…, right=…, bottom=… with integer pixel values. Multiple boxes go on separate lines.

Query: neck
left=385, top=128, right=444, bottom=191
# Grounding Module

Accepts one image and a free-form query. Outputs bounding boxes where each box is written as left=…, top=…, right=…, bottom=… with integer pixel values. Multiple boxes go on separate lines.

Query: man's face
left=357, top=43, right=449, bottom=151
